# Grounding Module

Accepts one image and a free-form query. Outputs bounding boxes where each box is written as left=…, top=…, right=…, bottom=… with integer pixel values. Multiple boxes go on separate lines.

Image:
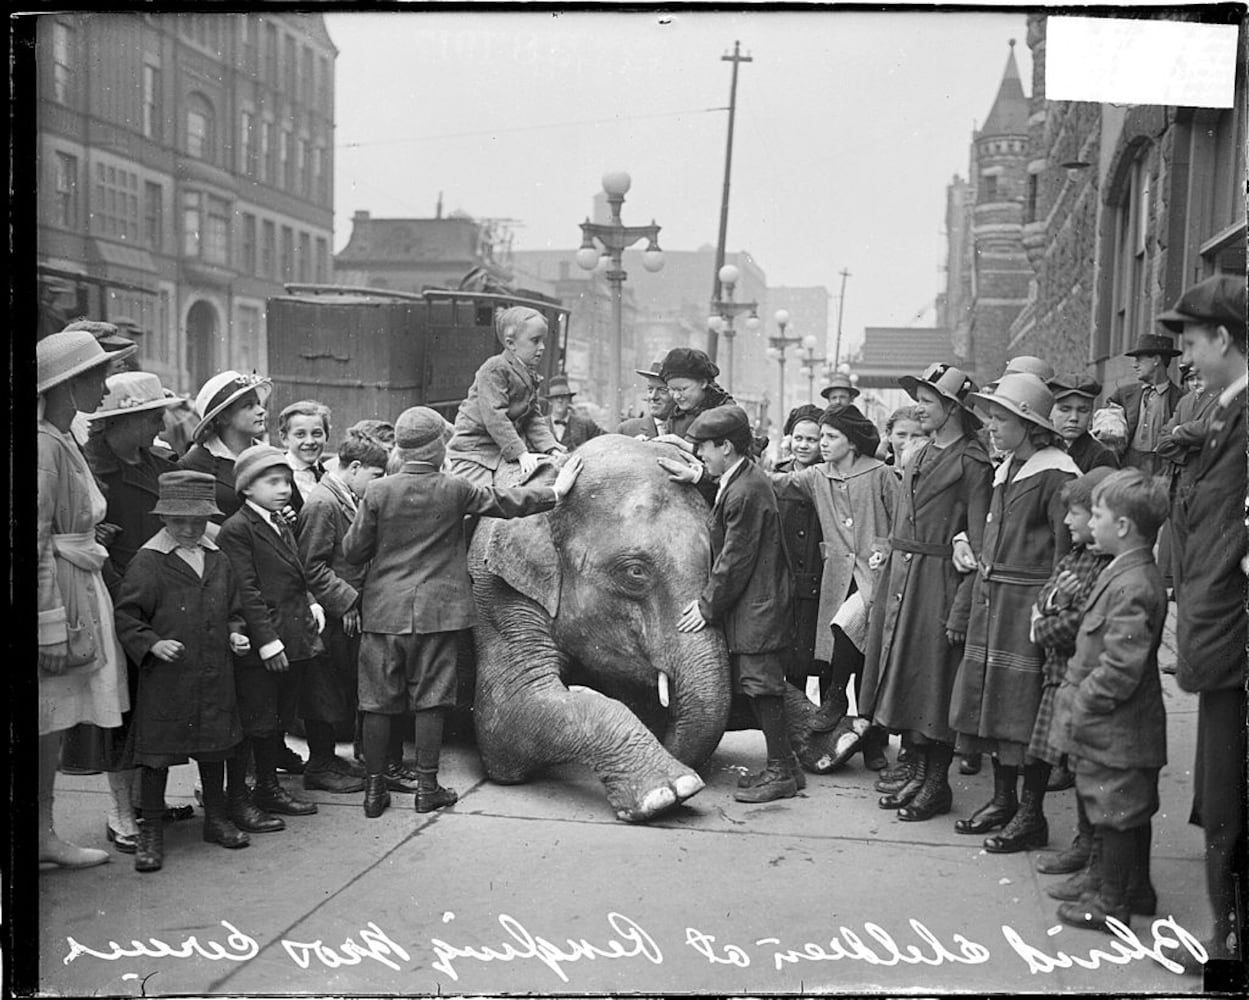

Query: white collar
left=1218, top=371, right=1248, bottom=408
left=142, top=527, right=220, bottom=553
left=715, top=457, right=747, bottom=502
left=203, top=434, right=240, bottom=460
left=246, top=499, right=285, bottom=529
left=992, top=445, right=1080, bottom=487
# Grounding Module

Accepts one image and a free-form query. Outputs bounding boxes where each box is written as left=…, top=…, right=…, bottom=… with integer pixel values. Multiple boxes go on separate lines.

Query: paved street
left=39, top=622, right=1213, bottom=995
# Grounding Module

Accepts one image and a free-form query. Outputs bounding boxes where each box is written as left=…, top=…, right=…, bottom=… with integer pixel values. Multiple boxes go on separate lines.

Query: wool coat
left=445, top=351, right=559, bottom=472
left=177, top=435, right=257, bottom=524
left=1065, top=432, right=1119, bottom=474
left=667, top=383, right=735, bottom=439
left=1106, top=379, right=1184, bottom=470
left=547, top=411, right=605, bottom=449
left=617, top=414, right=669, bottom=439
left=113, top=532, right=245, bottom=760
left=767, top=455, right=899, bottom=660
left=698, top=459, right=793, bottom=654
left=295, top=474, right=364, bottom=620
left=84, top=436, right=177, bottom=576
left=773, top=457, right=825, bottom=677
left=949, top=447, right=1078, bottom=745
left=1156, top=387, right=1219, bottom=500
left=859, top=435, right=993, bottom=741
left=343, top=461, right=557, bottom=635
left=1172, top=385, right=1247, bottom=693
left=1050, top=547, right=1167, bottom=769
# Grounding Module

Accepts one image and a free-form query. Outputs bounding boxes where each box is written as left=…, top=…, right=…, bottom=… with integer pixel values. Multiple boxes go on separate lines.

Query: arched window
left=186, top=93, right=215, bottom=161
left=1110, top=147, right=1153, bottom=355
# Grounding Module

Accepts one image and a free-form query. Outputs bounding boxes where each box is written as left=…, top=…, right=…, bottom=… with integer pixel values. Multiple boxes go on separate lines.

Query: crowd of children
left=36, top=275, right=1244, bottom=969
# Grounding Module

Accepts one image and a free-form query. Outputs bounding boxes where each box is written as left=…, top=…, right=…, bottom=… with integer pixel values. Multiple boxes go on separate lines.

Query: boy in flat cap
left=343, top=407, right=584, bottom=819
left=1160, top=273, right=1248, bottom=967
left=1047, top=373, right=1119, bottom=474
left=1106, top=334, right=1184, bottom=476
left=659, top=404, right=800, bottom=803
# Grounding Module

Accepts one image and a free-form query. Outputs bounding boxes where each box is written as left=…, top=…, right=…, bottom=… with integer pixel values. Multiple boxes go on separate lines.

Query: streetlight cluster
left=707, top=263, right=760, bottom=393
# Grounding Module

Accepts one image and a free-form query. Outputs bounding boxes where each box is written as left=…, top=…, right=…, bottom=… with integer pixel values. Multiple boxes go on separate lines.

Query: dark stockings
left=304, top=719, right=337, bottom=763
left=362, top=712, right=392, bottom=776
left=751, top=695, right=789, bottom=761
left=413, top=709, right=445, bottom=775
left=139, top=766, right=169, bottom=823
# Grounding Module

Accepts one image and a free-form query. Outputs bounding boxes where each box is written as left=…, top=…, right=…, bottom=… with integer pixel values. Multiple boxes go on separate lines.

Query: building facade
left=36, top=12, right=336, bottom=393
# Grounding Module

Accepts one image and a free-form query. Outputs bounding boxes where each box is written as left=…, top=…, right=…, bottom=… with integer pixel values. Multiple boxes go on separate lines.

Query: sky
left=325, top=10, right=1032, bottom=355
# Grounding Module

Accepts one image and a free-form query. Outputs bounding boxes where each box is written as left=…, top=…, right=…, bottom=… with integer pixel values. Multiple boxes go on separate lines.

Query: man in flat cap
left=1105, top=333, right=1184, bottom=475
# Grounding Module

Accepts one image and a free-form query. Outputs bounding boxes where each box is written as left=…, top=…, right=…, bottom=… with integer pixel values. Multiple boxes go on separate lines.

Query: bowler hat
left=685, top=404, right=750, bottom=443
left=89, top=371, right=182, bottom=421
left=899, top=362, right=982, bottom=429
left=635, top=356, right=668, bottom=380
left=192, top=370, right=272, bottom=443
left=542, top=374, right=577, bottom=399
left=1157, top=274, right=1246, bottom=337
left=1048, top=371, right=1103, bottom=400
left=968, top=372, right=1056, bottom=432
left=819, top=403, right=881, bottom=457
left=1124, top=333, right=1182, bottom=359
left=63, top=319, right=139, bottom=353
left=660, top=347, right=719, bottom=383
left=152, top=470, right=222, bottom=518
left=820, top=372, right=861, bottom=401
left=233, top=444, right=291, bottom=496
left=37, top=330, right=134, bottom=394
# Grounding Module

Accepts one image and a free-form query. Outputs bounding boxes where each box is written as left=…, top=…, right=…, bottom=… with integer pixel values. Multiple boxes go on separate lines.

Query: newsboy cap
left=1156, top=274, right=1247, bottom=339
left=233, top=444, right=292, bottom=495
left=660, top=347, right=720, bottom=383
left=152, top=470, right=222, bottom=518
left=685, top=404, right=751, bottom=442
left=393, top=406, right=447, bottom=449
left=1048, top=371, right=1103, bottom=400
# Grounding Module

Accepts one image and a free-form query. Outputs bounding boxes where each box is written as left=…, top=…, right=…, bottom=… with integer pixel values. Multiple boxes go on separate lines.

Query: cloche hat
left=151, top=470, right=222, bottom=518
left=899, top=362, right=982, bottom=429
left=660, top=347, right=719, bottom=383
left=233, top=444, right=291, bottom=496
left=88, top=371, right=182, bottom=421
left=37, top=330, right=135, bottom=394
left=968, top=372, right=1056, bottom=432
left=192, top=370, right=272, bottom=443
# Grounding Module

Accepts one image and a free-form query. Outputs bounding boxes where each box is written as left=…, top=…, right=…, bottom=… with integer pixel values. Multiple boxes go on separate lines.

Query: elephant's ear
left=484, top=512, right=561, bottom=618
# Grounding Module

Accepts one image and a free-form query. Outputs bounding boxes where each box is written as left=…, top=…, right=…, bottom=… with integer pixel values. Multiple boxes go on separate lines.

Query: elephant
left=466, top=435, right=882, bottom=822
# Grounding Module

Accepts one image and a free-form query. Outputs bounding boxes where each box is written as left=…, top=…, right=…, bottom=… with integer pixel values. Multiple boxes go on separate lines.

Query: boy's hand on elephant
left=657, top=454, right=704, bottom=484
left=552, top=455, right=584, bottom=500
left=519, top=452, right=551, bottom=478
left=676, top=599, right=707, bottom=633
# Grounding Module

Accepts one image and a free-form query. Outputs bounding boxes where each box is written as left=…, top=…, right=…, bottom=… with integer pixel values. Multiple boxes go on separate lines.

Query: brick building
left=35, top=13, right=337, bottom=393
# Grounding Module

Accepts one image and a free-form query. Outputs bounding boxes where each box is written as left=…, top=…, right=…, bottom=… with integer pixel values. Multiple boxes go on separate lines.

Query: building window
left=142, top=64, right=161, bottom=139
left=186, top=93, right=214, bottom=162
left=144, top=181, right=163, bottom=251
left=298, top=231, right=311, bottom=282
left=183, top=191, right=202, bottom=257
left=261, top=219, right=276, bottom=279
left=315, top=236, right=328, bottom=283
left=240, top=17, right=257, bottom=75
left=982, top=174, right=998, bottom=201
left=1111, top=151, right=1153, bottom=356
left=281, top=128, right=293, bottom=189
left=264, top=21, right=278, bottom=86
left=51, top=21, right=74, bottom=105
left=318, top=55, right=331, bottom=109
left=284, top=35, right=296, bottom=96
left=280, top=225, right=294, bottom=281
left=240, top=111, right=257, bottom=176
left=301, top=46, right=314, bottom=105
left=296, top=137, right=308, bottom=196
left=242, top=212, right=257, bottom=275
left=236, top=305, right=261, bottom=374
left=260, top=120, right=272, bottom=184
left=93, top=163, right=140, bottom=242
left=312, top=144, right=325, bottom=203
left=204, top=196, right=230, bottom=265
left=54, top=152, right=78, bottom=228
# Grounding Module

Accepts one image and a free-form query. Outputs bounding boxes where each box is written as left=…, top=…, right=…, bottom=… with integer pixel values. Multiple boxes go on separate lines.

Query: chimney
left=436, top=192, right=443, bottom=219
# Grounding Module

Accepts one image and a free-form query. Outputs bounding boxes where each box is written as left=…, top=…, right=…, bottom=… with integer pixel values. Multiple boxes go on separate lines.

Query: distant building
left=855, top=326, right=956, bottom=425
left=769, top=285, right=832, bottom=419
left=36, top=12, right=337, bottom=393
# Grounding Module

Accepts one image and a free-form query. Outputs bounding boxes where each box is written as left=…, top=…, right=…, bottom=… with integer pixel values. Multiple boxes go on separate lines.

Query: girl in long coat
left=860, top=364, right=993, bottom=821
left=948, top=373, right=1079, bottom=853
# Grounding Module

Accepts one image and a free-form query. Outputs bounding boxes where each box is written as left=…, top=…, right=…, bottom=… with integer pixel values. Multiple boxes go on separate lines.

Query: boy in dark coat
left=114, top=471, right=252, bottom=872
left=343, top=407, right=584, bottom=818
left=661, top=404, right=798, bottom=803
left=1050, top=469, right=1170, bottom=934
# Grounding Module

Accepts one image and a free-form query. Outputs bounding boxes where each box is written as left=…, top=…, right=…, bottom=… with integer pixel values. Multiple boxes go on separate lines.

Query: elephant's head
left=483, top=435, right=731, bottom=768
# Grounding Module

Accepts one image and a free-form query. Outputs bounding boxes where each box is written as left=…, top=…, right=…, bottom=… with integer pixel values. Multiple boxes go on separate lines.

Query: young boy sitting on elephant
left=343, top=406, right=584, bottom=819
left=660, top=404, right=802, bottom=803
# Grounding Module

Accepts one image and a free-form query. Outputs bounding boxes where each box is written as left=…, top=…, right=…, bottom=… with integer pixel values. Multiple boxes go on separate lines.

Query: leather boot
left=984, top=788, right=1049, bottom=853
left=807, top=686, right=850, bottom=733
left=1047, top=829, right=1102, bottom=901
left=415, top=772, right=458, bottom=813
left=134, top=819, right=164, bottom=873
left=859, top=727, right=889, bottom=771
left=202, top=809, right=250, bottom=849
left=1047, top=762, right=1075, bottom=791
left=875, top=757, right=917, bottom=792
left=227, top=785, right=285, bottom=834
left=959, top=752, right=983, bottom=775
left=362, top=774, right=391, bottom=819
left=252, top=775, right=318, bottom=817
left=1058, top=827, right=1132, bottom=933
left=383, top=759, right=421, bottom=793
left=897, top=743, right=954, bottom=822
left=954, top=758, right=1017, bottom=835
left=1036, top=814, right=1093, bottom=875
left=734, top=759, right=798, bottom=803
left=1125, top=822, right=1158, bottom=916
left=879, top=745, right=928, bottom=809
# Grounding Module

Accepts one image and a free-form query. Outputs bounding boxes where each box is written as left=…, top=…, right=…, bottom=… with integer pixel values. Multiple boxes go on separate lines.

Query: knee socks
left=198, top=760, right=226, bottom=812
left=362, top=712, right=391, bottom=776
left=413, top=709, right=445, bottom=774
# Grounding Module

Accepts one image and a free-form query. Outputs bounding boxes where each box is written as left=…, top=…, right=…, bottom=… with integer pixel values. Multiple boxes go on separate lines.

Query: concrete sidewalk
left=37, top=619, right=1216, bottom=995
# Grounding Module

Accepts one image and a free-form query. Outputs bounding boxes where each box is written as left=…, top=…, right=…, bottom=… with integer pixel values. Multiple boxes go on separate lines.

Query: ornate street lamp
left=799, top=334, right=829, bottom=404
left=764, top=308, right=804, bottom=424
left=576, top=171, right=664, bottom=422
left=709, top=263, right=759, bottom=393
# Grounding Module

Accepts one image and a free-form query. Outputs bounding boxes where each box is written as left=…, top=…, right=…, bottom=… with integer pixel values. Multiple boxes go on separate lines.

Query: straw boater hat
left=898, top=362, right=982, bottom=428
left=967, top=372, right=1056, bottom=433
left=820, top=371, right=861, bottom=402
left=151, top=470, right=222, bottom=518
left=541, top=374, right=577, bottom=399
left=88, top=371, right=182, bottom=421
left=37, top=329, right=136, bottom=394
left=233, top=444, right=291, bottom=496
left=192, top=370, right=272, bottom=443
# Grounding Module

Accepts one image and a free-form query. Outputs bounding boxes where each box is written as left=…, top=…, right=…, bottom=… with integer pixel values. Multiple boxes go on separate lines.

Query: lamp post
left=575, top=171, right=664, bottom=423
left=800, top=335, right=828, bottom=404
left=709, top=263, right=759, bottom=393
left=764, top=309, right=804, bottom=422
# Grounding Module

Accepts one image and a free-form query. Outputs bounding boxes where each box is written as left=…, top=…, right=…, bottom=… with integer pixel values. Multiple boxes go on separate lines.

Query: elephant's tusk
left=658, top=671, right=670, bottom=708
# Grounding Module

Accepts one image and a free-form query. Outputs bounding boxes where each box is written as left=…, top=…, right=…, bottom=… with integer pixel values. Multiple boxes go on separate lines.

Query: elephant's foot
left=611, top=771, right=704, bottom=823
left=804, top=717, right=870, bottom=773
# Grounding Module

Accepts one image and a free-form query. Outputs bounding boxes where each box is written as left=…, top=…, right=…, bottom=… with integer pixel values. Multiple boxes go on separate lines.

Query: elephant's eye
left=614, top=558, right=652, bottom=592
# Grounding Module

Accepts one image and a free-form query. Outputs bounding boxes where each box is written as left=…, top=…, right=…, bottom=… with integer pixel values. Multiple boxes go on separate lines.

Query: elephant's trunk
left=660, top=629, right=731, bottom=769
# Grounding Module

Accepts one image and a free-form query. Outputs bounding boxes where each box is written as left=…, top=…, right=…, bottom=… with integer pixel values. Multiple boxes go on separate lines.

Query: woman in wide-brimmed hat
left=947, top=372, right=1081, bottom=853
left=659, top=347, right=735, bottom=439
left=857, top=363, right=995, bottom=823
left=37, top=329, right=136, bottom=870
left=177, top=370, right=273, bottom=524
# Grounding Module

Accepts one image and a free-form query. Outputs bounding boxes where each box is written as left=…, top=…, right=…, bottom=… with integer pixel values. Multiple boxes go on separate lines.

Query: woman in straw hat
left=177, top=370, right=273, bottom=525
left=857, top=364, right=994, bottom=822
left=36, top=329, right=136, bottom=869
left=947, top=373, right=1081, bottom=852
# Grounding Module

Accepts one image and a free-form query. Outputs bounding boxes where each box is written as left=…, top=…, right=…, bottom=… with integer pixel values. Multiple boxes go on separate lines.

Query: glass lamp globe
left=707, top=315, right=726, bottom=334
left=774, top=308, right=790, bottom=328
left=575, top=246, right=600, bottom=271
left=802, top=334, right=819, bottom=352
left=744, top=315, right=761, bottom=333
left=765, top=347, right=782, bottom=361
left=718, top=264, right=740, bottom=286
left=601, top=171, right=631, bottom=196
left=642, top=247, right=665, bottom=273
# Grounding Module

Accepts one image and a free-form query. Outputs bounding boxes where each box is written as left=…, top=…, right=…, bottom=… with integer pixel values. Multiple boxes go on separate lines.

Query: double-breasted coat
left=114, top=532, right=245, bottom=762
left=859, top=435, right=993, bottom=741
left=698, top=460, right=793, bottom=655
left=773, top=457, right=825, bottom=679
left=1050, top=547, right=1167, bottom=770
left=767, top=455, right=899, bottom=661
left=949, top=447, right=1078, bottom=747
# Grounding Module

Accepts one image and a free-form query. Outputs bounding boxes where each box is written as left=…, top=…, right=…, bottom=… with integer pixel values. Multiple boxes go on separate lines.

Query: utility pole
left=708, top=40, right=752, bottom=362
left=833, top=268, right=851, bottom=368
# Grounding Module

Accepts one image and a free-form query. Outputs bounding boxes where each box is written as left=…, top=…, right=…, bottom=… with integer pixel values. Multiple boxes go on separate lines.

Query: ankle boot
left=959, top=752, right=983, bottom=775
left=876, top=756, right=918, bottom=792
left=202, top=809, right=250, bottom=849
left=363, top=774, right=391, bottom=819
left=252, top=775, right=318, bottom=817
left=859, top=728, right=889, bottom=771
left=415, top=772, right=458, bottom=813
left=954, top=759, right=1018, bottom=835
left=226, top=785, right=285, bottom=834
left=38, top=794, right=110, bottom=870
left=1047, top=830, right=1102, bottom=901
left=1036, top=828, right=1093, bottom=875
left=808, top=686, right=850, bottom=733
left=1125, top=822, right=1158, bottom=916
left=879, top=746, right=928, bottom=809
left=897, top=744, right=954, bottom=822
left=734, top=759, right=798, bottom=804
left=134, top=819, right=164, bottom=873
left=1058, top=827, right=1132, bottom=933
left=984, top=788, right=1049, bottom=853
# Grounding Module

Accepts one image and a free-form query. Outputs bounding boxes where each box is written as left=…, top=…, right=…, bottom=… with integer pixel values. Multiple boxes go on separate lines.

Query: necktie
left=270, top=510, right=296, bottom=549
